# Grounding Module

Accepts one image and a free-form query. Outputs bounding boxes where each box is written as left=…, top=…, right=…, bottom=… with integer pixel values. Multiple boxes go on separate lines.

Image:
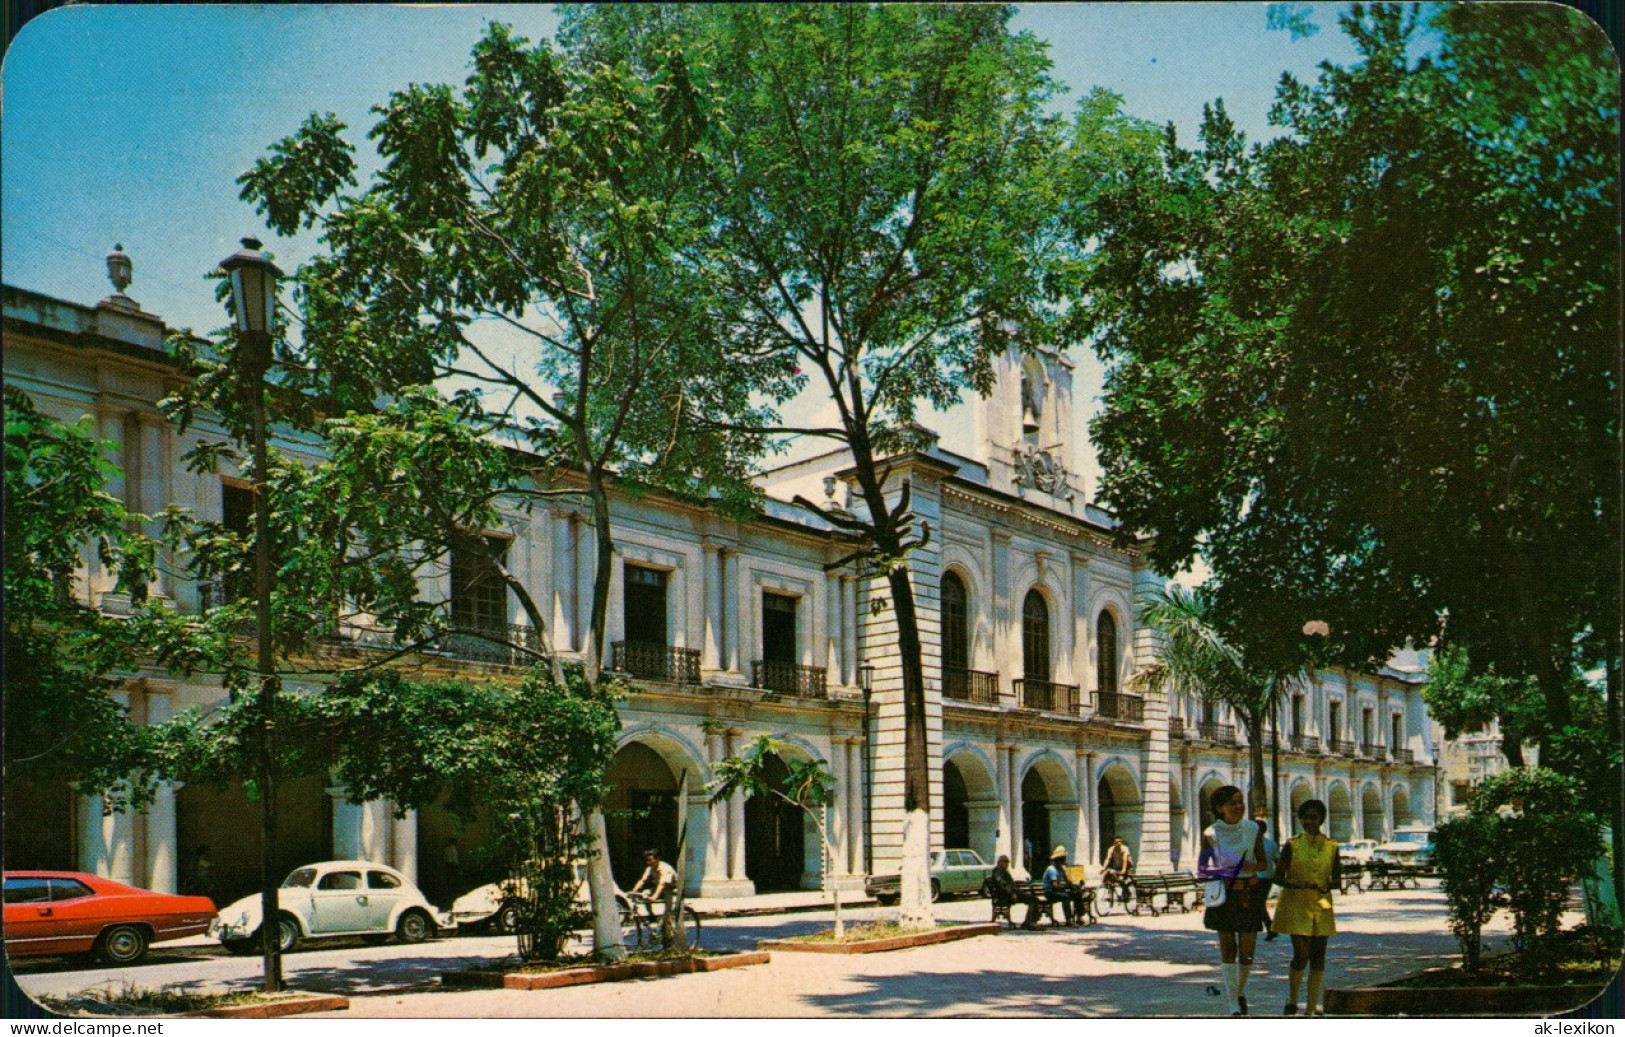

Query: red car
left=3, top=871, right=216, bottom=966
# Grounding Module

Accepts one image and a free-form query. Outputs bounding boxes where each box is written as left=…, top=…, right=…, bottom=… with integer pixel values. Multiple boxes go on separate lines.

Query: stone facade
left=4, top=270, right=1437, bottom=905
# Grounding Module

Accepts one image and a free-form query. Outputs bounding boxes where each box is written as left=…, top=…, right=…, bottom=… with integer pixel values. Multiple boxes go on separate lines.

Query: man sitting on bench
left=1043, top=846, right=1089, bottom=926
left=984, top=854, right=1042, bottom=929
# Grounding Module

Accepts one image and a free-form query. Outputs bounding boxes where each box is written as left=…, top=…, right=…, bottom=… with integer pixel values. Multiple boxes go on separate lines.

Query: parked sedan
left=3, top=871, right=216, bottom=966
left=1372, top=826, right=1436, bottom=866
left=1338, top=839, right=1378, bottom=864
left=865, top=849, right=995, bottom=905
left=212, top=861, right=450, bottom=954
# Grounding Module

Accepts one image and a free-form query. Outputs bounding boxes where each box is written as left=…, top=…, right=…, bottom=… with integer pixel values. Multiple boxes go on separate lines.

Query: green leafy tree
left=710, top=736, right=845, bottom=939
left=1433, top=811, right=1502, bottom=972
left=1072, top=2, right=1619, bottom=898
left=563, top=1, right=1068, bottom=924
left=231, top=22, right=795, bottom=959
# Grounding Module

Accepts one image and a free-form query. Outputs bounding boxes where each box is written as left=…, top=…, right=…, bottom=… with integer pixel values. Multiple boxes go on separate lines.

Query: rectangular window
left=1291, top=694, right=1305, bottom=738
left=623, top=565, right=669, bottom=646
left=1329, top=701, right=1342, bottom=744
left=1362, top=707, right=1374, bottom=745
left=1391, top=712, right=1403, bottom=749
left=762, top=592, right=798, bottom=663
left=451, top=535, right=510, bottom=633
left=219, top=480, right=257, bottom=604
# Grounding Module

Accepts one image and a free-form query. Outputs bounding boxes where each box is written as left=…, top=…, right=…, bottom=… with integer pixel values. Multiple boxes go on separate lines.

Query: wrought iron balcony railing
left=1392, top=747, right=1415, bottom=764
left=1093, top=690, right=1145, bottom=723
left=612, top=641, right=701, bottom=685
left=441, top=623, right=542, bottom=665
left=1014, top=678, right=1080, bottom=714
left=943, top=668, right=1000, bottom=705
left=1169, top=716, right=1186, bottom=740
left=1327, top=738, right=1358, bottom=758
left=1197, top=721, right=1237, bottom=744
left=1290, top=734, right=1321, bottom=753
left=753, top=660, right=827, bottom=697
left=1362, top=742, right=1388, bottom=761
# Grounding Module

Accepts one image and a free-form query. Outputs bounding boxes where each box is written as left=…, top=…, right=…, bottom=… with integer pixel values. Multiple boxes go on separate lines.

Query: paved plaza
left=17, top=883, right=1561, bottom=1018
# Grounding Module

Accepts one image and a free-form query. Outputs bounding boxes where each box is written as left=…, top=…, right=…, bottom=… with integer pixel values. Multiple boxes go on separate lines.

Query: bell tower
left=980, top=345, right=1081, bottom=506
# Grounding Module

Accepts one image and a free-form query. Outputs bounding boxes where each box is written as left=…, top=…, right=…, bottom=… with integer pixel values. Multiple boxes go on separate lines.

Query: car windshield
left=282, top=867, right=318, bottom=888
left=1394, top=832, right=1430, bottom=844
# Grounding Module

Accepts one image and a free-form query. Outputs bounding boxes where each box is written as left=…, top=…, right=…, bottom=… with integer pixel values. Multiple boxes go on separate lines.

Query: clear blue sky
left=1, top=3, right=1360, bottom=493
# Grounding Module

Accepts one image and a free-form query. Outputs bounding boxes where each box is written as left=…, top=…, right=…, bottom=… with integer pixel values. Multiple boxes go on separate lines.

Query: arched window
left=941, top=572, right=969, bottom=676
left=1022, top=589, right=1050, bottom=682
left=1097, top=611, right=1119, bottom=696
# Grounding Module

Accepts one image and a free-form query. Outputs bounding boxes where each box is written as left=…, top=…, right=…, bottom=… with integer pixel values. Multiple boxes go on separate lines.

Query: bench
left=987, top=880, right=1097, bottom=928
left=1364, top=861, right=1421, bottom=891
left=1338, top=862, right=1366, bottom=894
left=1132, top=872, right=1204, bottom=916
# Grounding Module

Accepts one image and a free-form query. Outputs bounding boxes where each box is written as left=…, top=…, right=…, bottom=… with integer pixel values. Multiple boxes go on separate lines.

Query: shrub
left=1435, top=813, right=1502, bottom=971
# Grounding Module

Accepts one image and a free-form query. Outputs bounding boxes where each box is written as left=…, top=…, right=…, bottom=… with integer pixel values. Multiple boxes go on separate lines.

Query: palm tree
left=1132, top=584, right=1304, bottom=819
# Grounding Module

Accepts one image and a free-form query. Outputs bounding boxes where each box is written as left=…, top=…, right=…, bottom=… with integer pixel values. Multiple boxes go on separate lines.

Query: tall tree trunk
left=584, top=464, right=615, bottom=684
left=581, top=807, right=626, bottom=962
left=887, top=565, right=934, bottom=926
left=1498, top=720, right=1526, bottom=769
left=1607, top=626, right=1623, bottom=913
left=1270, top=709, right=1282, bottom=837
left=1244, top=711, right=1268, bottom=820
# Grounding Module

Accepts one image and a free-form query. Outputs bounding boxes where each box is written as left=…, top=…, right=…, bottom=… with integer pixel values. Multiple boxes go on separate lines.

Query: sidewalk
left=687, top=889, right=876, bottom=918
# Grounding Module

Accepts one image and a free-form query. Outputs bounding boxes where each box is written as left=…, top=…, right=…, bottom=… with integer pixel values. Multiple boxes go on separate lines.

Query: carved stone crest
left=1014, top=446, right=1070, bottom=497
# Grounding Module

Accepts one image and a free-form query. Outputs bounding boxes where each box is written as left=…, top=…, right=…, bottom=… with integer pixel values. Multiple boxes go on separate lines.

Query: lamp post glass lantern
left=217, top=235, right=284, bottom=992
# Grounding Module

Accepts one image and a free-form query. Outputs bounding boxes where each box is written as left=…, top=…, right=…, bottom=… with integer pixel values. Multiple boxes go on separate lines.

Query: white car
left=1372, top=826, right=1436, bottom=866
left=451, top=864, right=633, bottom=934
left=1338, top=840, right=1377, bottom=864
left=212, top=861, right=450, bottom=954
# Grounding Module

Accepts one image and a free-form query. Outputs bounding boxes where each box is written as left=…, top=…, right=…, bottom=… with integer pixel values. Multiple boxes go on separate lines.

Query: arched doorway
left=1327, top=783, right=1354, bottom=841
left=744, top=751, right=806, bottom=892
left=1197, top=776, right=1226, bottom=836
left=604, top=742, right=682, bottom=892
left=177, top=773, right=330, bottom=906
left=942, top=751, right=999, bottom=865
left=1096, top=763, right=1142, bottom=863
left=1021, top=755, right=1077, bottom=875
left=1361, top=784, right=1386, bottom=842
left=1023, top=590, right=1051, bottom=684
left=1288, top=780, right=1314, bottom=836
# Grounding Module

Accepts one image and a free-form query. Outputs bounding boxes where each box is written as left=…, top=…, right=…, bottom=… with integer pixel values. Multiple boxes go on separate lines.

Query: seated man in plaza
left=1042, top=846, right=1090, bottom=925
left=983, top=854, right=1042, bottom=929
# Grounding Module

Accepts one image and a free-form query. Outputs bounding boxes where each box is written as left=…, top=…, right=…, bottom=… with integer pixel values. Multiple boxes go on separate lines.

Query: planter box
left=442, top=951, right=769, bottom=990
left=198, top=993, right=349, bottom=1019
left=1327, top=966, right=1603, bottom=1017
left=758, top=923, right=1001, bottom=955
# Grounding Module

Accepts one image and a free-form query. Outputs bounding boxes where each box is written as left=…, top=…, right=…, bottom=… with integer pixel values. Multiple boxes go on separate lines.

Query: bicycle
left=1099, top=873, right=1142, bottom=915
left=622, top=892, right=702, bottom=953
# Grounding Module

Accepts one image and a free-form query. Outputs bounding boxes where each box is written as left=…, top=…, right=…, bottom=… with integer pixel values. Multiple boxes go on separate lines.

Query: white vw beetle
left=212, top=861, right=451, bottom=954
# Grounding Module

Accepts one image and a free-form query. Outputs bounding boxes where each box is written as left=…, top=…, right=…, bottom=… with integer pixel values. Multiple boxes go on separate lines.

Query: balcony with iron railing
left=612, top=641, right=701, bottom=685
left=1392, top=747, right=1415, bottom=765
left=753, top=660, right=827, bottom=697
left=943, top=668, right=1000, bottom=705
left=441, top=623, right=543, bottom=665
left=1328, top=738, right=1358, bottom=758
left=1014, top=678, right=1080, bottom=714
left=1169, top=716, right=1187, bottom=740
left=1197, top=721, right=1237, bottom=744
left=1362, top=742, right=1387, bottom=761
left=1289, top=733, right=1321, bottom=754
left=1093, top=690, right=1145, bottom=723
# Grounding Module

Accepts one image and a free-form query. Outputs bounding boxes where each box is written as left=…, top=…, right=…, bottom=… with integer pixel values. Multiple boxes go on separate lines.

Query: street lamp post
left=859, top=665, right=875, bottom=875
left=219, top=237, right=285, bottom=992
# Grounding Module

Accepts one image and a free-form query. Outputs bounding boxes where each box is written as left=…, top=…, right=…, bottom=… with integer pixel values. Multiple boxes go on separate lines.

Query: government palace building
left=3, top=252, right=1439, bottom=906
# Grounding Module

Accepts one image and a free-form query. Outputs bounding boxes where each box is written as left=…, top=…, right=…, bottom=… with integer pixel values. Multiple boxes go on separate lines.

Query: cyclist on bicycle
left=1102, top=837, right=1134, bottom=890
left=630, top=848, right=678, bottom=938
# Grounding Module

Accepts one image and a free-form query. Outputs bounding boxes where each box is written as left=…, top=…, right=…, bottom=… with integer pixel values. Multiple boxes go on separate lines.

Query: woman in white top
left=1198, top=784, right=1268, bottom=1016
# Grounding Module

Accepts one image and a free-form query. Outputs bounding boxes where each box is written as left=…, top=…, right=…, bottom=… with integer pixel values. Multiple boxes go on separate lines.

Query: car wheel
left=257, top=914, right=301, bottom=954
left=396, top=908, right=432, bottom=944
left=930, top=880, right=942, bottom=903
left=96, top=924, right=149, bottom=966
left=494, top=901, right=521, bottom=935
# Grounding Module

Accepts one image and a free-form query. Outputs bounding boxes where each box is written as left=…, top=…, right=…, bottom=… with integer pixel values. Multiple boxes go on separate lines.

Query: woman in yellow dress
left=1271, top=799, right=1342, bottom=1016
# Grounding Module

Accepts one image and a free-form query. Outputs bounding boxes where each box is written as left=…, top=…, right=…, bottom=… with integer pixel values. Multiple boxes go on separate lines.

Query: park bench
left=1132, top=872, right=1204, bottom=916
left=987, top=880, right=1098, bottom=928
left=1364, top=861, right=1422, bottom=891
left=1338, top=862, right=1366, bottom=894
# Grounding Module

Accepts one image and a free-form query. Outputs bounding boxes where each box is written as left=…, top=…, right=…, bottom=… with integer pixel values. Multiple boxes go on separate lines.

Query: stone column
left=827, top=736, right=848, bottom=874
left=846, top=738, right=864, bottom=874
left=841, top=576, right=858, bottom=687
left=137, top=416, right=169, bottom=599
left=1074, top=747, right=1093, bottom=868
left=1007, top=746, right=1026, bottom=878
left=552, top=511, right=575, bottom=654
left=702, top=543, right=723, bottom=672
left=392, top=809, right=419, bottom=884
left=721, top=551, right=740, bottom=673
left=699, top=728, right=731, bottom=895
left=575, top=517, right=595, bottom=655
left=79, top=692, right=136, bottom=882
left=1082, top=752, right=1099, bottom=867
left=330, top=788, right=364, bottom=860
left=825, top=571, right=842, bottom=683
left=724, top=729, right=753, bottom=894
left=145, top=688, right=179, bottom=893
left=994, top=744, right=1014, bottom=866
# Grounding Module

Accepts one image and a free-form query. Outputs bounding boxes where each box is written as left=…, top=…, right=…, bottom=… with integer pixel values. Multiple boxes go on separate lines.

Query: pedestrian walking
left=1272, top=799, right=1341, bottom=1016
left=1199, top=785, right=1269, bottom=1016
left=1254, top=812, right=1280, bottom=940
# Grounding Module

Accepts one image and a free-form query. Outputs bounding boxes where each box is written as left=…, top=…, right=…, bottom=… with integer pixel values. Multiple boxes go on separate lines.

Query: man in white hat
left=1042, top=845, right=1089, bottom=925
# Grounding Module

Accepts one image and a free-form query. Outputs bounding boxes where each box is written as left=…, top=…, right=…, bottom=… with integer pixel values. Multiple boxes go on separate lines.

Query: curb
left=759, top=922, right=1001, bottom=954
left=1326, top=965, right=1602, bottom=1017
left=442, top=951, right=770, bottom=990
left=197, top=993, right=350, bottom=1018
